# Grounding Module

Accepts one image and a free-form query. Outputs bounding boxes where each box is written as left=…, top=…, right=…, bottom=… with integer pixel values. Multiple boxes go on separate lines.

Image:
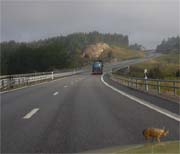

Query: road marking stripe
left=64, top=85, right=68, bottom=88
left=101, top=74, right=180, bottom=122
left=23, top=108, right=39, bottom=119
left=53, top=91, right=59, bottom=96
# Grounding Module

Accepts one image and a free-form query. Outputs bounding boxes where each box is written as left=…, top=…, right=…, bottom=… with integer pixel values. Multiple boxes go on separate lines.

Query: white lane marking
left=64, top=85, right=68, bottom=88
left=23, top=108, right=39, bottom=119
left=53, top=91, right=59, bottom=96
left=101, top=74, right=180, bottom=122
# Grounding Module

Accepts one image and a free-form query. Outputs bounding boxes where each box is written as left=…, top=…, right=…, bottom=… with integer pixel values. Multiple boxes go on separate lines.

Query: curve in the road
left=101, top=73, right=180, bottom=122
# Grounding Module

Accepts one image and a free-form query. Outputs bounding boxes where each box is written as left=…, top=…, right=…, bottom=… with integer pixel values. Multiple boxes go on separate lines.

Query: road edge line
left=101, top=74, right=180, bottom=122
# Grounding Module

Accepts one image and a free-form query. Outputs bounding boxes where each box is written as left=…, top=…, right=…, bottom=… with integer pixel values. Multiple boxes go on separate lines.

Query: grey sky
left=1, top=0, right=179, bottom=48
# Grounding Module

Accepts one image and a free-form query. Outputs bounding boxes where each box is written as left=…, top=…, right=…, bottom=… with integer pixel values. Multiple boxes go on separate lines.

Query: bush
left=148, top=67, right=164, bottom=79
left=176, top=70, right=180, bottom=77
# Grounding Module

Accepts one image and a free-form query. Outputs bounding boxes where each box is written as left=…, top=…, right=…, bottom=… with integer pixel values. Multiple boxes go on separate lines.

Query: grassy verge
left=117, top=141, right=180, bottom=154
left=84, top=141, right=180, bottom=154
left=100, top=46, right=144, bottom=62
left=113, top=53, right=180, bottom=97
left=127, top=53, right=179, bottom=80
left=111, top=74, right=180, bottom=101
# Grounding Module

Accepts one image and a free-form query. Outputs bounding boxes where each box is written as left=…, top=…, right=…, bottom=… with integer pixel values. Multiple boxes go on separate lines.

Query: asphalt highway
left=1, top=58, right=179, bottom=153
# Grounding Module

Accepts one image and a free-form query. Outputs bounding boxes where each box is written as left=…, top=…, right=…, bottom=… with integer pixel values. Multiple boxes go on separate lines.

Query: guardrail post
left=2, top=80, right=4, bottom=89
left=9, top=75, right=13, bottom=88
left=128, top=78, right=130, bottom=87
left=157, top=80, right=160, bottom=95
left=18, top=78, right=20, bottom=86
left=132, top=78, right=134, bottom=87
left=7, top=78, right=10, bottom=89
left=145, top=79, right=148, bottom=92
left=51, top=72, right=54, bottom=80
left=21, top=77, right=24, bottom=85
left=173, top=81, right=176, bottom=96
left=26, top=78, right=29, bottom=85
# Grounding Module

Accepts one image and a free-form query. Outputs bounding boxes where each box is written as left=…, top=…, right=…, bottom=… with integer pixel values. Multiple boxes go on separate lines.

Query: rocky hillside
left=82, top=43, right=144, bottom=62
left=82, top=43, right=110, bottom=59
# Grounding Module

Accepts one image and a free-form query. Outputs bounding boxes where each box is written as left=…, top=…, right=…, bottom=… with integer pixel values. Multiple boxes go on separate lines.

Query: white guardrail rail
left=0, top=70, right=83, bottom=91
left=111, top=66, right=180, bottom=97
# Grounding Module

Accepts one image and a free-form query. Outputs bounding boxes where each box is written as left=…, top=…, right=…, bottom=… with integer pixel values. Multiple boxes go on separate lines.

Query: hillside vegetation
left=99, top=46, right=144, bottom=62
left=0, top=31, right=143, bottom=75
left=156, top=36, right=179, bottom=53
left=116, top=36, right=180, bottom=79
left=128, top=53, right=179, bottom=79
left=82, top=43, right=144, bottom=62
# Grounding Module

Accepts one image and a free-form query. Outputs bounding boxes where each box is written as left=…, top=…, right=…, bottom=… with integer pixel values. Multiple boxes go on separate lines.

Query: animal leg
left=145, top=136, right=149, bottom=141
left=157, top=137, right=160, bottom=143
left=151, top=137, right=155, bottom=143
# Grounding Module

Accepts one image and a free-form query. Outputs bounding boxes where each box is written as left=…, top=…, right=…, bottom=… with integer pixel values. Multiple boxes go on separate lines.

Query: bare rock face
left=82, top=43, right=110, bottom=59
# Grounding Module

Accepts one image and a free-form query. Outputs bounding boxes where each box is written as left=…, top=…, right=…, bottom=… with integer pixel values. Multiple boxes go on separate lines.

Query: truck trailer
left=92, top=60, right=103, bottom=75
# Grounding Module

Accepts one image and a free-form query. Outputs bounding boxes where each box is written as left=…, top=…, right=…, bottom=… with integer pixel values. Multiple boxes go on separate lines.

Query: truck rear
left=92, top=60, right=103, bottom=75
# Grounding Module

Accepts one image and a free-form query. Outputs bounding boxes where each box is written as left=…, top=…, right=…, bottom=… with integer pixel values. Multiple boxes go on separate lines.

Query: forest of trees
left=156, top=36, right=179, bottom=53
left=0, top=31, right=129, bottom=75
left=129, top=43, right=144, bottom=51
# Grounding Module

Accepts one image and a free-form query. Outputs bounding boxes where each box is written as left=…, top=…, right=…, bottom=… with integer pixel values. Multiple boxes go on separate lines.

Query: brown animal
left=143, top=127, right=169, bottom=142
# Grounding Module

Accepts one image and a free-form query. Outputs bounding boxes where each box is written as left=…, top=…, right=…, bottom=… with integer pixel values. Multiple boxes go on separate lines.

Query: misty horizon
left=1, top=0, right=179, bottom=49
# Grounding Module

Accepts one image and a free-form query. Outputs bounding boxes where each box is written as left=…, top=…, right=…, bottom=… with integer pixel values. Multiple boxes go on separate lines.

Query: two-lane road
left=1, top=59, right=179, bottom=153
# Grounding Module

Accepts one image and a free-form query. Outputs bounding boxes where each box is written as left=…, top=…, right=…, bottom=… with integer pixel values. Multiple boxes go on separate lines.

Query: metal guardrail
left=0, top=70, right=83, bottom=91
left=111, top=74, right=180, bottom=96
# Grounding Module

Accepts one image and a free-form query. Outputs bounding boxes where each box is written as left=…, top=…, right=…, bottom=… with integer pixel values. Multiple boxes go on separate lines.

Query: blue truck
left=92, top=60, right=103, bottom=74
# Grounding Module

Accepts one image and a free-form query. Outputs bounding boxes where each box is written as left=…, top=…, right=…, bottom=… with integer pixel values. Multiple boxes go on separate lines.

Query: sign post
left=144, top=69, right=148, bottom=91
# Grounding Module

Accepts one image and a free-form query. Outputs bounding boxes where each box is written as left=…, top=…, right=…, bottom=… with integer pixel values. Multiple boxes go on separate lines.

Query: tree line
left=129, top=43, right=144, bottom=51
left=0, top=31, right=129, bottom=75
left=156, top=36, right=179, bottom=53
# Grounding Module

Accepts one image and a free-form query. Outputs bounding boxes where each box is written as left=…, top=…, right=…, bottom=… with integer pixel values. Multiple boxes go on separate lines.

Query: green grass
left=124, top=53, right=180, bottom=96
left=117, top=141, right=180, bottom=154
left=85, top=141, right=180, bottom=154
left=156, top=53, right=179, bottom=64
left=124, top=53, right=179, bottom=80
left=100, top=46, right=144, bottom=62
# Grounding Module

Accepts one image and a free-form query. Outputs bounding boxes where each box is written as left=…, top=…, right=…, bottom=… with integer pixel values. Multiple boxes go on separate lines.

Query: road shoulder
left=101, top=73, right=180, bottom=122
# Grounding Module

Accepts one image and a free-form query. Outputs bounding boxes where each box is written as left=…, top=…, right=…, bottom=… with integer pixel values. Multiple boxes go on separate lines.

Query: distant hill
left=1, top=31, right=135, bottom=75
left=156, top=36, right=179, bottom=53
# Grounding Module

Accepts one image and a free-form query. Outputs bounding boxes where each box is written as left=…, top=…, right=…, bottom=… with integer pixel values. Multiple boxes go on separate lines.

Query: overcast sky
left=1, top=0, right=179, bottom=48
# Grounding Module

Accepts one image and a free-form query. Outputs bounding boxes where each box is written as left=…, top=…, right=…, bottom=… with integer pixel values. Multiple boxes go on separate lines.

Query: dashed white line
left=23, top=108, right=39, bottom=119
left=53, top=91, right=59, bottom=96
left=101, top=74, right=180, bottom=122
left=64, top=85, right=68, bottom=88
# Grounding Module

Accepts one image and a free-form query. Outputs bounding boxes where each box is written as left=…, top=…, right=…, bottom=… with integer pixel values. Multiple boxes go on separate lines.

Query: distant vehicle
left=92, top=60, right=103, bottom=74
